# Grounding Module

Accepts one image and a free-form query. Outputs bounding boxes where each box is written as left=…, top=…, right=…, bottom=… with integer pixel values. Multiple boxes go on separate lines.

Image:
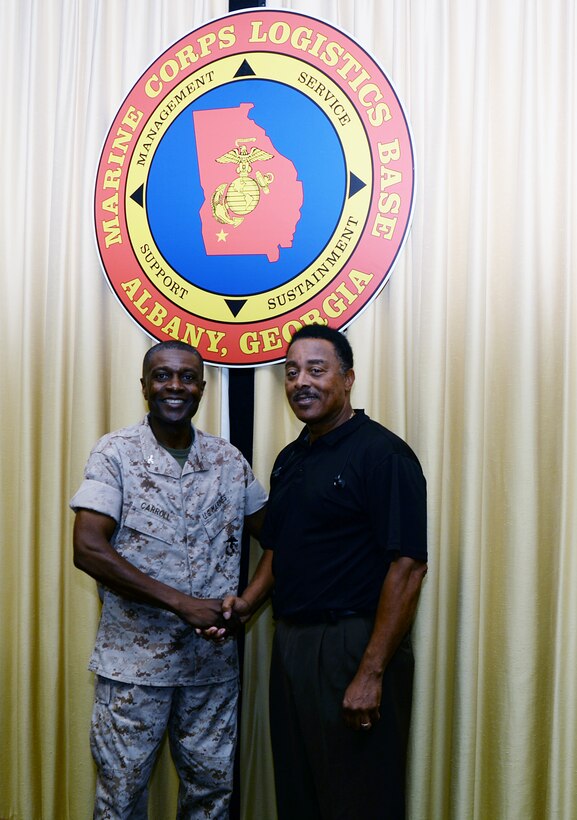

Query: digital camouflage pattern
left=70, top=417, right=267, bottom=686
left=91, top=675, right=238, bottom=819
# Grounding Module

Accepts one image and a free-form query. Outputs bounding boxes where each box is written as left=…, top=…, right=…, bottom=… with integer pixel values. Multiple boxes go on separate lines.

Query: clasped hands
left=193, top=595, right=251, bottom=643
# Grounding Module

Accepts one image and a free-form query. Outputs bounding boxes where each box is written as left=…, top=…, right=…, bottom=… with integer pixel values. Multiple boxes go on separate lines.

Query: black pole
left=228, top=367, right=255, bottom=820
left=229, top=0, right=266, bottom=8
left=226, top=5, right=266, bottom=816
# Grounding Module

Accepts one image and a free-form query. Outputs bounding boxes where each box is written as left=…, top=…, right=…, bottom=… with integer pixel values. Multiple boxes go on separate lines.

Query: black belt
left=278, top=609, right=373, bottom=625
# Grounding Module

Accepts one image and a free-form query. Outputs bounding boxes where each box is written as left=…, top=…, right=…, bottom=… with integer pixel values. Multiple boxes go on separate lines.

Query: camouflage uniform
left=70, top=417, right=267, bottom=819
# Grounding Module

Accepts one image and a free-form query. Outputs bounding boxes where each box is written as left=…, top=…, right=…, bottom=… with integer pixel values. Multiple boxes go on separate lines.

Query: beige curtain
left=2, top=0, right=576, bottom=818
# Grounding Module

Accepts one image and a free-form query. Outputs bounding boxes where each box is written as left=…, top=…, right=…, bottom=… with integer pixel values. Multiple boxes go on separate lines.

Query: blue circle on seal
left=146, top=79, right=346, bottom=297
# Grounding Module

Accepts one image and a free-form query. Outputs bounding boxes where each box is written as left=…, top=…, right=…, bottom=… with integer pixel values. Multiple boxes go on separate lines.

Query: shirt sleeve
left=69, top=479, right=122, bottom=521
left=369, top=452, right=428, bottom=562
left=69, top=447, right=123, bottom=522
left=245, top=476, right=268, bottom=516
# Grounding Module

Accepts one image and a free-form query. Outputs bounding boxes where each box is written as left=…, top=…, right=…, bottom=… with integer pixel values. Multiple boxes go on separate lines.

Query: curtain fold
left=2, top=1, right=577, bottom=818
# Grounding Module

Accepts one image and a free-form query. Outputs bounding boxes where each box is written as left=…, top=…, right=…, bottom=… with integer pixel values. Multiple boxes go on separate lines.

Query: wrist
left=170, top=589, right=196, bottom=620
left=237, top=594, right=254, bottom=616
left=357, top=649, right=387, bottom=678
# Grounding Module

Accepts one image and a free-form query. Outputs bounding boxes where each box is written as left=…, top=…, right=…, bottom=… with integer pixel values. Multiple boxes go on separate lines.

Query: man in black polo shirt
left=221, top=325, right=428, bottom=820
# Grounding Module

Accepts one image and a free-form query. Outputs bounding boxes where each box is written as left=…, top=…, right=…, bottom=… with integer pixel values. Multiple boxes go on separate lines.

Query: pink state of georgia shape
left=193, top=104, right=303, bottom=263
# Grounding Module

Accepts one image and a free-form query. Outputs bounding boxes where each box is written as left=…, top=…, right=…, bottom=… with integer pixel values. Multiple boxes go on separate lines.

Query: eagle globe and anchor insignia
left=212, top=138, right=275, bottom=228
left=93, top=9, right=415, bottom=366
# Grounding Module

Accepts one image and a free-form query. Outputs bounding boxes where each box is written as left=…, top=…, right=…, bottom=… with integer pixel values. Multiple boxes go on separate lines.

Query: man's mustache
left=292, top=389, right=318, bottom=401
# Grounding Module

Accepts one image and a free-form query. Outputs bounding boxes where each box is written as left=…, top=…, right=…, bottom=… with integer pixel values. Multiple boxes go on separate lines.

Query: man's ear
left=140, top=377, right=148, bottom=400
left=344, top=368, right=355, bottom=392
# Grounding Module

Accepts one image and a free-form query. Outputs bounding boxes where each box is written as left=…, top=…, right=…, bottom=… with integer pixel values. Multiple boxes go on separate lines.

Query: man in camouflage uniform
left=70, top=340, right=267, bottom=820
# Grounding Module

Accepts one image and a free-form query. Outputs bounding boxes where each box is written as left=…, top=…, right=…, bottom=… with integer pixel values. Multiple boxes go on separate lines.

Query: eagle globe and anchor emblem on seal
left=211, top=138, right=275, bottom=228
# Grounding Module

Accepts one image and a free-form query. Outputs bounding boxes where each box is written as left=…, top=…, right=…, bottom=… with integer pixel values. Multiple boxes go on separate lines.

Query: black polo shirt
left=260, top=410, right=427, bottom=619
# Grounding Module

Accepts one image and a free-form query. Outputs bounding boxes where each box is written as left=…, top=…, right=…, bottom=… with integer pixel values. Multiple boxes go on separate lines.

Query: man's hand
left=195, top=595, right=251, bottom=643
left=222, top=594, right=252, bottom=625
left=341, top=556, right=427, bottom=732
left=178, top=597, right=228, bottom=629
left=341, top=669, right=382, bottom=731
left=195, top=550, right=275, bottom=644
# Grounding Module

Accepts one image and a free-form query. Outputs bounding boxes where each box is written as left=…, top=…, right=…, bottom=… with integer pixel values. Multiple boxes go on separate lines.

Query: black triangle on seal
left=225, top=299, right=247, bottom=317
left=348, top=173, right=367, bottom=197
left=235, top=59, right=256, bottom=78
left=130, top=184, right=144, bottom=207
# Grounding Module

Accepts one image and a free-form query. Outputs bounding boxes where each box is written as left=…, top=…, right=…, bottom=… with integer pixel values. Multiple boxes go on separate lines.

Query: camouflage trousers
left=90, top=675, right=239, bottom=820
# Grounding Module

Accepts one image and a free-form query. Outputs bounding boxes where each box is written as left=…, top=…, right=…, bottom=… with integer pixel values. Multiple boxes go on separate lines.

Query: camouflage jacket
left=70, top=417, right=267, bottom=685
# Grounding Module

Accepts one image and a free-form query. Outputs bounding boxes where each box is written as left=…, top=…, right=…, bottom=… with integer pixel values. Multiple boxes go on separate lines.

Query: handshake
left=191, top=594, right=253, bottom=643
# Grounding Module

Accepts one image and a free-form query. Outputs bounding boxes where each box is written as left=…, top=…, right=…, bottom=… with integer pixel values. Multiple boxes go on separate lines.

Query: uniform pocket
left=94, top=674, right=111, bottom=705
left=123, top=504, right=174, bottom=543
left=201, top=493, right=234, bottom=541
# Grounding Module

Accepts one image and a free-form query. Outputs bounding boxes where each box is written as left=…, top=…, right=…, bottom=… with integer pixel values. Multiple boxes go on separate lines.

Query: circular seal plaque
left=94, top=9, right=415, bottom=366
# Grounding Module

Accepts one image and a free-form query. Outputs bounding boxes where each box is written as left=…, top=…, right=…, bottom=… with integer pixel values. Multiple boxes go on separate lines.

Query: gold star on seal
left=216, top=229, right=228, bottom=242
